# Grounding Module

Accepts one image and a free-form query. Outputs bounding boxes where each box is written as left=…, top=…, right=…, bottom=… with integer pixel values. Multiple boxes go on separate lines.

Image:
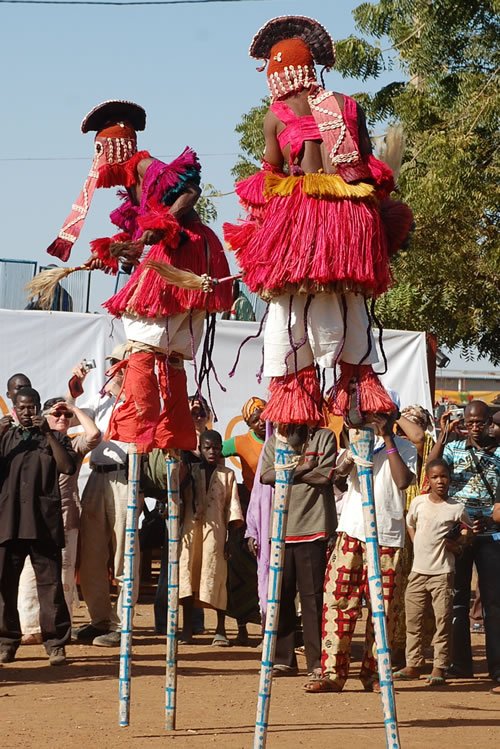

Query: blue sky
left=2, top=0, right=494, bottom=374
left=1, top=0, right=404, bottom=310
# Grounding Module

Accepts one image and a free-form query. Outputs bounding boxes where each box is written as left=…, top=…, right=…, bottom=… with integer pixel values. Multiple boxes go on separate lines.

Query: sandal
left=425, top=675, right=446, bottom=687
left=393, top=669, right=420, bottom=681
left=362, top=679, right=381, bottom=693
left=211, top=634, right=231, bottom=648
left=304, top=677, right=343, bottom=693
left=272, top=664, right=298, bottom=677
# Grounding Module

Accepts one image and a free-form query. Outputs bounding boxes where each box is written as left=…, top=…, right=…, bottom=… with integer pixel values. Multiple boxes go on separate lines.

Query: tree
left=231, top=2, right=500, bottom=363
left=196, top=183, right=219, bottom=224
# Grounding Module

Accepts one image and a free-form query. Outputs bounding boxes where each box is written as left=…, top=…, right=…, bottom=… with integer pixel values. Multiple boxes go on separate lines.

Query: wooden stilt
left=349, top=427, right=401, bottom=749
left=164, top=451, right=180, bottom=731
left=118, top=446, right=141, bottom=727
left=254, top=436, right=297, bottom=749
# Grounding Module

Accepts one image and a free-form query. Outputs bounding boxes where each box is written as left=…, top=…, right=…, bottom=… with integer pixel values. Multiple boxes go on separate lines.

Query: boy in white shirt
left=395, top=458, right=471, bottom=685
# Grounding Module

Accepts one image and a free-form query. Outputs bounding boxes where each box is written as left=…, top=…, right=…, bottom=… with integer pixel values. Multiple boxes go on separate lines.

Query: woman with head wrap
left=221, top=397, right=267, bottom=643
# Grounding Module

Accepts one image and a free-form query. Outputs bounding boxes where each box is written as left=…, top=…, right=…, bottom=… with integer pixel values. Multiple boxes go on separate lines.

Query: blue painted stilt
left=118, top=445, right=141, bottom=727
left=349, top=426, right=401, bottom=749
left=165, top=451, right=181, bottom=730
left=254, top=435, right=298, bottom=749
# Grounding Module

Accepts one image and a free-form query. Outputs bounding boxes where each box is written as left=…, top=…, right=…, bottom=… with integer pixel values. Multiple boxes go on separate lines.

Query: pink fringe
left=329, top=363, right=397, bottom=417
left=104, top=220, right=232, bottom=318
left=96, top=151, right=150, bottom=189
left=380, top=199, right=414, bottom=256
left=235, top=171, right=268, bottom=208
left=89, top=234, right=133, bottom=274
left=222, top=220, right=258, bottom=251
left=137, top=202, right=181, bottom=241
left=47, top=237, right=72, bottom=262
left=110, top=199, right=140, bottom=235
left=226, top=187, right=392, bottom=297
left=366, top=155, right=395, bottom=197
left=142, top=148, right=200, bottom=202
left=261, top=365, right=324, bottom=425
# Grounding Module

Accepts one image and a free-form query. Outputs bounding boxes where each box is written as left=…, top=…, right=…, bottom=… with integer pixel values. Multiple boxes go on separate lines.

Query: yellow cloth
left=264, top=172, right=376, bottom=200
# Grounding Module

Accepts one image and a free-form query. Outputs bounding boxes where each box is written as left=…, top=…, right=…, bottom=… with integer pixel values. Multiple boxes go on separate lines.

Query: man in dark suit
left=0, top=387, right=76, bottom=665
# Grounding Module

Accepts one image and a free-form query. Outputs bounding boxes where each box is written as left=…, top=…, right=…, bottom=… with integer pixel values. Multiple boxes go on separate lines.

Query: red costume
left=224, top=20, right=413, bottom=425
left=47, top=101, right=232, bottom=451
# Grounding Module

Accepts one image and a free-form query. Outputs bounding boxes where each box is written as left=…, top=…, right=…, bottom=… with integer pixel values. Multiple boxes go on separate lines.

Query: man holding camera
left=428, top=400, right=500, bottom=686
left=0, top=387, right=76, bottom=665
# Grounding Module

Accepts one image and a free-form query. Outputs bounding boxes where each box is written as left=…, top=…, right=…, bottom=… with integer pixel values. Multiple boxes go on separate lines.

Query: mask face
left=94, top=134, right=137, bottom=166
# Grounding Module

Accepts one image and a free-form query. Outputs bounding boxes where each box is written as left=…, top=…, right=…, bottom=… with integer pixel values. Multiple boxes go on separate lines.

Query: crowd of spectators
left=0, top=351, right=498, bottom=701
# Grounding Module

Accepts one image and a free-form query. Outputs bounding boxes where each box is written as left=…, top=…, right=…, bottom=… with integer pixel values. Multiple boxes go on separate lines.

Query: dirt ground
left=1, top=603, right=498, bottom=749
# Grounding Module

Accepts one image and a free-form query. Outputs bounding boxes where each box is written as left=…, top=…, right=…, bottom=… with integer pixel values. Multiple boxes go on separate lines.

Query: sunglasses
left=191, top=409, right=207, bottom=418
left=51, top=410, right=73, bottom=419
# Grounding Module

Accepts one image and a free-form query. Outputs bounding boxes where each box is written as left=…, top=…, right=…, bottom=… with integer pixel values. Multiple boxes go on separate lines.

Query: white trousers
left=18, top=527, right=79, bottom=635
left=122, top=310, right=205, bottom=358
left=263, top=292, right=378, bottom=377
left=79, top=469, right=141, bottom=632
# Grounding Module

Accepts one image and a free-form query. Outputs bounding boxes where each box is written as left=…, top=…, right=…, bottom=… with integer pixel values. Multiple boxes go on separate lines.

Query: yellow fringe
left=264, top=172, right=376, bottom=200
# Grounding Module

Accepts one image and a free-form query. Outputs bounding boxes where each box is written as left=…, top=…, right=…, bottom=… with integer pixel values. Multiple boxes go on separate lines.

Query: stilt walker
left=224, top=16, right=413, bottom=745
left=118, top=446, right=141, bottom=727
left=164, top=451, right=180, bottom=730
left=42, top=100, right=232, bottom=727
left=254, top=436, right=298, bottom=749
left=349, top=427, right=400, bottom=749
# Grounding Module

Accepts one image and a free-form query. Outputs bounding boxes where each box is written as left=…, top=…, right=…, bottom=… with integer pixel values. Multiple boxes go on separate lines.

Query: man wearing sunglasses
left=0, top=388, right=77, bottom=666
left=428, top=400, right=500, bottom=686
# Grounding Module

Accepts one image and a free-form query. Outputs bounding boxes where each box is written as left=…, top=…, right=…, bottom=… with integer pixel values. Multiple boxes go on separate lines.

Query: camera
left=448, top=406, right=464, bottom=420
left=444, top=522, right=462, bottom=540
left=82, top=358, right=96, bottom=373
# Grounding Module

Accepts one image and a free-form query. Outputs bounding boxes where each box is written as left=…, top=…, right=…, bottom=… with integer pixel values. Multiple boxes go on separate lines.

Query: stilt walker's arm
left=165, top=451, right=180, bottom=731
left=349, top=427, right=401, bottom=749
left=254, top=438, right=298, bottom=749
left=119, top=446, right=141, bottom=727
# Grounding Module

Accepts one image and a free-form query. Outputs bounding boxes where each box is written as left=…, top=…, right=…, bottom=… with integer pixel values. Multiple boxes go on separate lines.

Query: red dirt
left=1, top=605, right=498, bottom=749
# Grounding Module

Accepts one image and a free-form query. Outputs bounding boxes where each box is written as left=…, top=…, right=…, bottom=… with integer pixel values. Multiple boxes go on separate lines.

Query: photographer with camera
left=427, top=400, right=500, bottom=686
left=0, top=387, right=76, bottom=666
left=18, top=397, right=101, bottom=642
left=69, top=346, right=142, bottom=648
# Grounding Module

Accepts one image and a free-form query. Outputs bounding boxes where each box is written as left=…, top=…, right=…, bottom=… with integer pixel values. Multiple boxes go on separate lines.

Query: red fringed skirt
left=104, top=221, right=232, bottom=318
left=223, top=172, right=394, bottom=298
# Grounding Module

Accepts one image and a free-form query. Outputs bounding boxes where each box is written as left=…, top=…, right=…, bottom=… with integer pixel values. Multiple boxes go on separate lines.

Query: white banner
left=0, top=310, right=432, bottom=467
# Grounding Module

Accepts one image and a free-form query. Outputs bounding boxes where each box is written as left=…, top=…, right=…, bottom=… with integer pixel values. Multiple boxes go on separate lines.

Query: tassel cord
left=370, top=298, right=389, bottom=375
left=228, top=305, right=269, bottom=378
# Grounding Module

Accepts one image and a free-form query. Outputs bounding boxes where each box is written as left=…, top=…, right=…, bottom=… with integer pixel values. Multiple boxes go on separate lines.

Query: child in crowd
left=395, top=459, right=471, bottom=685
left=178, top=430, right=243, bottom=645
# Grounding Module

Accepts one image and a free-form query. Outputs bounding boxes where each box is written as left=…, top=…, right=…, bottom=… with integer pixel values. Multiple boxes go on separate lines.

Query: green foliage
left=230, top=0, right=500, bottom=363
left=196, top=183, right=219, bottom=224
left=232, top=99, right=269, bottom=181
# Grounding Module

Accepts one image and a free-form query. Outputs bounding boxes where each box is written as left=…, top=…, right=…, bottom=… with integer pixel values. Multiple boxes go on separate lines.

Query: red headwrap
left=266, top=38, right=317, bottom=101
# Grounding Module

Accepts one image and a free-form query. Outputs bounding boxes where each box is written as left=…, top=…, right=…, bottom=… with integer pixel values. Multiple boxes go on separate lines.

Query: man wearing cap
left=224, top=16, right=413, bottom=428
left=46, top=100, right=232, bottom=455
left=68, top=349, right=134, bottom=647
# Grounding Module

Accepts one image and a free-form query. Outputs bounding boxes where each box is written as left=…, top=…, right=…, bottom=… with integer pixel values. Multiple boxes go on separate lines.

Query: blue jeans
left=451, top=537, right=500, bottom=678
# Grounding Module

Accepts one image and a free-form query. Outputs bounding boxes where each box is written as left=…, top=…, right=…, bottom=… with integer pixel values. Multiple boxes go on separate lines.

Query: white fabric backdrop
left=0, top=309, right=432, bottom=454
left=0, top=310, right=432, bottom=485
